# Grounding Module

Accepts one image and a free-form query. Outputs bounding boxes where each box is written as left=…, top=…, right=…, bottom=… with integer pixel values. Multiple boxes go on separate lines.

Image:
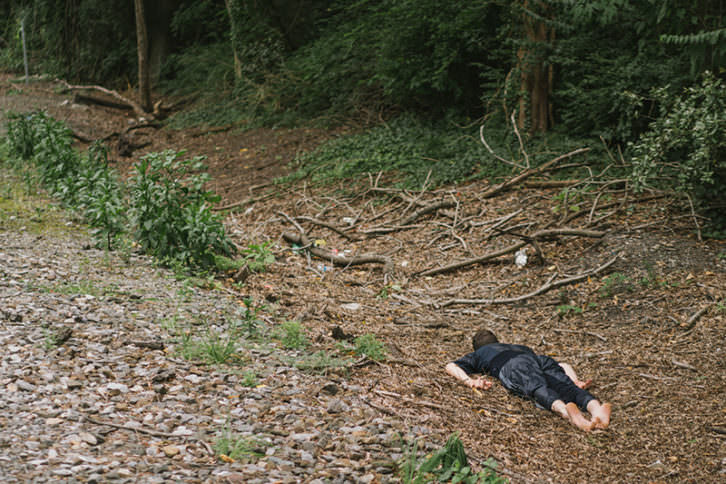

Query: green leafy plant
left=354, top=333, right=387, bottom=361
left=629, top=73, right=726, bottom=233
left=128, top=149, right=233, bottom=269
left=399, top=433, right=506, bottom=484
left=241, top=241, right=276, bottom=273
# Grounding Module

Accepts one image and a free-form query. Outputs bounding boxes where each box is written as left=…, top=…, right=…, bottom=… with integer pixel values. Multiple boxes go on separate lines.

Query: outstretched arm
left=445, top=362, right=492, bottom=390
left=559, top=362, right=592, bottom=389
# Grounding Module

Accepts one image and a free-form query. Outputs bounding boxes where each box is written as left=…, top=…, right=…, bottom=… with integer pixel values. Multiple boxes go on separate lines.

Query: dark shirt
left=453, top=343, right=533, bottom=377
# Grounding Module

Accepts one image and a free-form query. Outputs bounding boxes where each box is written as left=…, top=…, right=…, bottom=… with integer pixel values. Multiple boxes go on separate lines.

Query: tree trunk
left=225, top=0, right=243, bottom=80
left=146, top=0, right=178, bottom=85
left=517, top=1, right=554, bottom=134
left=134, top=0, right=152, bottom=113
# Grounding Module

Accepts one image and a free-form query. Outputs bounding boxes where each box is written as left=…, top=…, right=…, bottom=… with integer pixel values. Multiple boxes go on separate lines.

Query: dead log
left=282, top=231, right=393, bottom=274
left=73, top=92, right=132, bottom=111
left=439, top=255, right=617, bottom=307
left=57, top=79, right=153, bottom=120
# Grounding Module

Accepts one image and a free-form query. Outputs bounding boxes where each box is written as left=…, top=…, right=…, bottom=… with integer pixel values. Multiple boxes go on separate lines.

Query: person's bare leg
left=552, top=400, right=593, bottom=432
left=587, top=400, right=612, bottom=429
left=559, top=362, right=592, bottom=389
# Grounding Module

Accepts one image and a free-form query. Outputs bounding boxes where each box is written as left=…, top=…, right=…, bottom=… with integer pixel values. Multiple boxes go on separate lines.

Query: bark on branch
left=416, top=227, right=605, bottom=277
left=439, top=255, right=617, bottom=307
left=282, top=231, right=394, bottom=274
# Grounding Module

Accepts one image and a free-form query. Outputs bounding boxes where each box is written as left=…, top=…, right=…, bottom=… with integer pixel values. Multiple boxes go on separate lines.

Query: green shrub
left=629, top=73, right=726, bottom=233
left=128, top=149, right=233, bottom=268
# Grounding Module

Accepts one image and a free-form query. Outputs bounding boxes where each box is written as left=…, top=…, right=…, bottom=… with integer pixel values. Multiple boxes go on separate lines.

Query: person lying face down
left=445, top=329, right=611, bottom=432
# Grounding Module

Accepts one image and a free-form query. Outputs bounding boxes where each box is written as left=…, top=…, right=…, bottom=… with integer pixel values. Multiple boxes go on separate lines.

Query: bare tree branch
left=439, top=256, right=617, bottom=307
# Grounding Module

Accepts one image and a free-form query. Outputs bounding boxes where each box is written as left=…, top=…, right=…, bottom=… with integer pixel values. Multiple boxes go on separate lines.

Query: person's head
left=472, top=329, right=498, bottom=351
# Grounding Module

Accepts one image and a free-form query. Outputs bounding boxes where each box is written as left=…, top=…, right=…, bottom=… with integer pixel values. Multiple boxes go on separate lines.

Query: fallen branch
left=417, top=227, right=605, bottom=277
left=282, top=231, right=394, bottom=274
left=439, top=255, right=617, bottom=307
left=73, top=92, right=133, bottom=111
left=683, top=304, right=713, bottom=331
left=58, top=79, right=153, bottom=120
left=482, top=147, right=590, bottom=199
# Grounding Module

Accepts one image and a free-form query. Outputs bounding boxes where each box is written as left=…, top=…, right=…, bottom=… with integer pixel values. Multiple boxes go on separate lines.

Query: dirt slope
left=2, top=74, right=725, bottom=483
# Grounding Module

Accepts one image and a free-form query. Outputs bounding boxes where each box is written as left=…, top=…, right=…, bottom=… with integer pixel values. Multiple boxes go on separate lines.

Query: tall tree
left=134, top=0, right=152, bottom=112
left=516, top=0, right=554, bottom=134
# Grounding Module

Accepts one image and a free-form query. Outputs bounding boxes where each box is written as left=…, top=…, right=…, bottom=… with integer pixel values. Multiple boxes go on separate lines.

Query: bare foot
left=565, top=403, right=594, bottom=432
left=591, top=402, right=612, bottom=429
left=575, top=378, right=593, bottom=390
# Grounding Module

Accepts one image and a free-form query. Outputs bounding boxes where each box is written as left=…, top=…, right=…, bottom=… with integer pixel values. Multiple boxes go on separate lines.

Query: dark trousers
left=497, top=353, right=595, bottom=411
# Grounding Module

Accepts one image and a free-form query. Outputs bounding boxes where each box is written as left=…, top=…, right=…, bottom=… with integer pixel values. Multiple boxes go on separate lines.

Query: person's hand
left=467, top=377, right=492, bottom=390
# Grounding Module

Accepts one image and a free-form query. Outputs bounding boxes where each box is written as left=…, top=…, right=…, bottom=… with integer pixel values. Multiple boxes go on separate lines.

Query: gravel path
left=0, top=199, right=414, bottom=483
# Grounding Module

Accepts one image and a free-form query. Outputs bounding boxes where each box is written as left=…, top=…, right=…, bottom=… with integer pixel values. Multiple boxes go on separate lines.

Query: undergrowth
left=2, top=111, right=236, bottom=270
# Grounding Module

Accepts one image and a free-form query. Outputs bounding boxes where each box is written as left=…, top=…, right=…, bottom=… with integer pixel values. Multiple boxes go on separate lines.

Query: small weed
left=354, top=333, right=387, bottom=361
left=42, top=328, right=60, bottom=351
left=557, top=304, right=583, bottom=317
left=377, top=283, right=401, bottom=299
left=239, top=298, right=266, bottom=338
left=213, top=423, right=268, bottom=462
left=273, top=320, right=308, bottom=350
left=599, top=272, right=634, bottom=298
left=240, top=370, right=259, bottom=388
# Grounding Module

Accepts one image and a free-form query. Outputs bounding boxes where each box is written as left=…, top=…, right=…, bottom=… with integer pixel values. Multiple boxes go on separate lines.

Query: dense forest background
left=2, top=0, right=725, bottom=232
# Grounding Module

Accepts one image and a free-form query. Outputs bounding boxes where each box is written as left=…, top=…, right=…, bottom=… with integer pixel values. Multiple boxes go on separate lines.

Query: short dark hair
left=472, top=329, right=498, bottom=350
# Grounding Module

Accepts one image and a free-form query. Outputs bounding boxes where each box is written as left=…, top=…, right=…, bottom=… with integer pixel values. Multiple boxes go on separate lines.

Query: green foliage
left=599, top=272, right=633, bottom=298
left=274, top=320, right=309, bottom=350
left=74, top=143, right=126, bottom=249
left=4, top=113, right=235, bottom=266
left=354, top=333, right=387, bottom=361
left=4, top=112, right=126, bottom=249
left=1, top=1, right=136, bottom=83
left=128, top=150, right=233, bottom=269
left=400, top=433, right=506, bottom=484
left=241, top=241, right=276, bottom=273
left=283, top=114, right=503, bottom=188
left=629, top=73, right=726, bottom=233
left=549, top=1, right=693, bottom=142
